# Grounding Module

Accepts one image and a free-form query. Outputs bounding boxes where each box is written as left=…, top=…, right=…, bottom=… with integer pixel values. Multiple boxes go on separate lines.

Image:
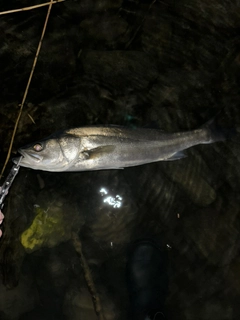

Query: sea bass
left=14, top=122, right=228, bottom=172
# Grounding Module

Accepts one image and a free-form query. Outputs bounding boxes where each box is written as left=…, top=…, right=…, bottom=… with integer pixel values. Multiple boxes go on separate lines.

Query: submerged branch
left=72, top=232, right=105, bottom=320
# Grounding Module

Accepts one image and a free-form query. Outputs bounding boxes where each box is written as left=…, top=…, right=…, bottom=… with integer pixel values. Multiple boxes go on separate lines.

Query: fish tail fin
left=202, top=118, right=236, bottom=143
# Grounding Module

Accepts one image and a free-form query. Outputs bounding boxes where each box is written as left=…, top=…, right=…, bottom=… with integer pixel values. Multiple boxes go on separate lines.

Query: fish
left=13, top=121, right=230, bottom=172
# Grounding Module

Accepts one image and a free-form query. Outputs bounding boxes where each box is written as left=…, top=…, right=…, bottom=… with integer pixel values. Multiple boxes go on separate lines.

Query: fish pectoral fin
left=166, top=151, right=187, bottom=161
left=80, top=145, right=116, bottom=160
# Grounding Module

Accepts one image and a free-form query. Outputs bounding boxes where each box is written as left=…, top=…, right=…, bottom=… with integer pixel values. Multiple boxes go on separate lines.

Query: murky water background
left=0, top=1, right=240, bottom=319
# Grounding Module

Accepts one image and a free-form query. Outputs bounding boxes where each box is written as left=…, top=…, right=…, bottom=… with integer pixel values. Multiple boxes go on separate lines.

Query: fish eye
left=33, top=143, right=43, bottom=152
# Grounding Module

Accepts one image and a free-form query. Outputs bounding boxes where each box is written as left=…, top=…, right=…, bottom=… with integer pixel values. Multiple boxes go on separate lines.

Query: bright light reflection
left=103, top=195, right=122, bottom=208
left=99, top=187, right=123, bottom=208
left=100, top=187, right=108, bottom=195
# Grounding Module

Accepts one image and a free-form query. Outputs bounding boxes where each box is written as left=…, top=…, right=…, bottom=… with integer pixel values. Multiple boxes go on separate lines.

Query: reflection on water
left=100, top=187, right=123, bottom=208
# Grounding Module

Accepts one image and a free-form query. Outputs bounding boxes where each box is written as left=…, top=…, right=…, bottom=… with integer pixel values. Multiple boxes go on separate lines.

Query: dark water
left=0, top=1, right=240, bottom=319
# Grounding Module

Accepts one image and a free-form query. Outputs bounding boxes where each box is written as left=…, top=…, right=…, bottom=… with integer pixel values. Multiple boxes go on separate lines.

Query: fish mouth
left=16, top=149, right=43, bottom=163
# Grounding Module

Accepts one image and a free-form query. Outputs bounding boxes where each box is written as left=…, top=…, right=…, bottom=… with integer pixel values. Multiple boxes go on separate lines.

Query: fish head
left=15, top=133, right=80, bottom=171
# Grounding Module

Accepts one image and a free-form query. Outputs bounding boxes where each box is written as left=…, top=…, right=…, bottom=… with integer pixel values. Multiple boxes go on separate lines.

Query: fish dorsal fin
left=166, top=151, right=187, bottom=161
left=80, top=145, right=116, bottom=160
